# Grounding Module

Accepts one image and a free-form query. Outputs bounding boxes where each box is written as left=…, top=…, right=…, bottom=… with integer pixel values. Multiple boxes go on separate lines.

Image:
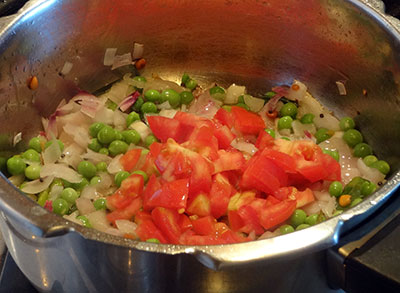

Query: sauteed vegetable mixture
left=3, top=69, right=390, bottom=244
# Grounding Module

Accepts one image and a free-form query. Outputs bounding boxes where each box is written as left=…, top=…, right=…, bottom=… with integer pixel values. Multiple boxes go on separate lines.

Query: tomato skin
left=135, top=219, right=168, bottom=243
left=255, top=130, right=274, bottom=150
left=261, top=148, right=297, bottom=174
left=319, top=153, right=341, bottom=182
left=231, top=106, right=266, bottom=135
left=151, top=207, right=182, bottom=244
left=120, top=149, right=142, bottom=172
left=106, top=197, right=142, bottom=224
left=188, top=154, right=213, bottom=196
left=259, top=200, right=297, bottom=230
left=186, top=193, right=211, bottom=217
left=214, top=108, right=234, bottom=128
left=214, top=124, right=236, bottom=149
left=191, top=216, right=217, bottom=236
left=237, top=205, right=264, bottom=235
left=213, top=150, right=246, bottom=174
left=209, top=174, right=232, bottom=219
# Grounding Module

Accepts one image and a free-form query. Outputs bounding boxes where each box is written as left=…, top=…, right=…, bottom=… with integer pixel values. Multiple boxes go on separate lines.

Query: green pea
left=7, top=156, right=26, bottom=175
left=133, top=76, right=147, bottom=82
left=353, top=143, right=372, bottom=158
left=315, top=128, right=334, bottom=144
left=300, top=113, right=315, bottom=124
left=339, top=117, right=355, bottom=131
left=52, top=198, right=69, bottom=215
left=280, top=102, right=298, bottom=118
left=97, top=126, right=117, bottom=145
left=329, top=181, right=343, bottom=197
left=22, top=149, right=40, bottom=162
left=350, top=198, right=363, bottom=207
left=122, top=130, right=141, bottom=145
left=343, top=129, right=363, bottom=147
left=106, top=100, right=118, bottom=111
left=28, top=137, right=43, bottom=153
left=278, top=116, right=293, bottom=130
left=185, top=79, right=198, bottom=91
left=45, top=140, right=64, bottom=152
left=361, top=181, right=377, bottom=196
left=90, top=176, right=101, bottom=186
left=89, top=122, right=106, bottom=138
left=25, top=165, right=41, bottom=180
left=77, top=161, right=97, bottom=179
left=127, top=111, right=142, bottom=128
left=132, top=97, right=144, bottom=113
left=141, top=101, right=157, bottom=113
left=263, top=91, right=276, bottom=99
left=180, top=91, right=194, bottom=105
left=144, top=135, right=158, bottom=148
left=88, top=138, right=102, bottom=152
left=181, top=73, right=190, bottom=85
left=235, top=103, right=250, bottom=111
left=146, top=238, right=160, bottom=243
left=96, top=162, right=108, bottom=172
left=305, top=214, right=319, bottom=226
left=132, top=170, right=149, bottom=183
left=363, top=155, right=378, bottom=167
left=161, top=89, right=180, bottom=108
left=62, top=179, right=73, bottom=188
left=290, top=209, right=307, bottom=227
left=115, top=130, right=124, bottom=141
left=94, top=198, right=106, bottom=210
left=209, top=86, right=225, bottom=95
left=237, top=95, right=245, bottom=104
left=343, top=177, right=366, bottom=196
left=108, top=140, right=128, bottom=156
left=370, top=160, right=390, bottom=175
left=280, top=224, right=295, bottom=235
left=60, top=187, right=79, bottom=203
left=99, top=148, right=109, bottom=155
left=115, top=171, right=130, bottom=187
left=296, top=224, right=310, bottom=231
left=76, top=215, right=92, bottom=228
left=72, top=178, right=89, bottom=191
left=322, top=149, right=340, bottom=162
left=37, top=190, right=49, bottom=207
left=144, top=89, right=161, bottom=103
left=265, top=129, right=276, bottom=138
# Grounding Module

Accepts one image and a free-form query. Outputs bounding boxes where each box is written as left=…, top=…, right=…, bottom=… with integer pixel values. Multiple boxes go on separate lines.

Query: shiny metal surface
left=0, top=0, right=399, bottom=291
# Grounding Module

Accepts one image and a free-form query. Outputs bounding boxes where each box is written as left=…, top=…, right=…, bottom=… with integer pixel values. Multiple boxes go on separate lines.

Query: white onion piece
left=224, top=84, right=245, bottom=104
left=97, top=172, right=113, bottom=191
left=118, top=91, right=140, bottom=112
left=314, top=191, right=336, bottom=217
left=80, top=185, right=100, bottom=200
left=292, top=120, right=316, bottom=138
left=8, top=175, right=25, bottom=186
left=104, top=48, right=117, bottom=66
left=129, top=121, right=151, bottom=141
left=81, top=149, right=112, bottom=164
left=115, top=220, right=138, bottom=235
left=58, top=111, right=91, bottom=128
left=107, top=154, right=124, bottom=174
left=86, top=210, right=111, bottom=232
left=188, top=92, right=222, bottom=119
left=287, top=80, right=307, bottom=101
left=49, top=185, right=63, bottom=201
left=60, top=61, right=73, bottom=76
left=302, top=201, right=322, bottom=216
left=157, top=101, right=172, bottom=110
left=93, top=107, right=114, bottom=125
left=73, top=93, right=101, bottom=118
left=63, top=124, right=90, bottom=149
left=42, top=139, right=62, bottom=165
left=63, top=211, right=81, bottom=225
left=112, top=53, right=133, bottom=70
left=113, top=110, right=127, bottom=129
left=13, top=132, right=22, bottom=146
left=104, top=227, right=125, bottom=237
left=158, top=109, right=178, bottom=118
left=244, top=95, right=264, bottom=112
left=258, top=230, right=280, bottom=240
left=357, top=158, right=385, bottom=184
left=132, top=42, right=144, bottom=60
left=41, top=163, right=82, bottom=183
left=231, top=140, right=258, bottom=155
left=106, top=81, right=133, bottom=105
left=59, top=143, right=84, bottom=169
left=20, top=176, right=54, bottom=194
left=143, top=78, right=185, bottom=94
left=336, top=81, right=347, bottom=96
left=76, top=197, right=96, bottom=215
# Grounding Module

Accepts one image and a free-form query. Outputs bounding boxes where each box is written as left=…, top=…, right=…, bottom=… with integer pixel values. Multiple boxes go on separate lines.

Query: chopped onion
left=287, top=80, right=307, bottom=101
left=157, top=101, right=172, bottom=110
left=336, top=81, right=347, bottom=96
left=76, top=197, right=96, bottom=215
left=112, top=53, right=133, bottom=70
left=129, top=121, right=151, bottom=141
left=13, top=132, right=22, bottom=146
left=94, top=107, right=114, bottom=125
left=63, top=211, right=81, bottom=225
left=21, top=176, right=54, bottom=194
left=8, top=175, right=25, bottom=186
left=188, top=91, right=222, bottom=119
left=105, top=81, right=133, bottom=105
left=59, top=143, right=85, bottom=169
left=107, top=154, right=124, bottom=174
left=86, top=210, right=111, bottom=232
left=143, top=78, right=185, bottom=94
left=225, top=84, right=245, bottom=104
left=104, top=227, right=125, bottom=237
left=80, top=185, right=100, bottom=200
left=73, top=93, right=102, bottom=118
left=292, top=120, right=316, bottom=138
left=81, top=149, right=112, bottom=164
left=231, top=140, right=258, bottom=155
left=41, top=163, right=82, bottom=183
left=302, top=201, right=321, bottom=215
left=42, top=139, right=62, bottom=165
left=314, top=191, right=336, bottom=217
left=63, top=124, right=90, bottom=148
left=132, top=42, right=144, bottom=60
left=60, top=61, right=73, bottom=76
left=118, top=91, right=140, bottom=112
left=357, top=158, right=385, bottom=184
left=115, top=219, right=138, bottom=235
left=244, top=95, right=264, bottom=112
left=258, top=230, right=280, bottom=240
left=49, top=184, right=63, bottom=201
left=158, top=109, right=178, bottom=118
left=104, top=48, right=117, bottom=66
left=113, top=110, right=127, bottom=130
left=97, top=172, right=113, bottom=191
left=45, top=116, right=58, bottom=140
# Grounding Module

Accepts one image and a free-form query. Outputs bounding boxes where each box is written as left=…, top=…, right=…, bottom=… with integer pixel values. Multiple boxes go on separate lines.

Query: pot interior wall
left=0, top=1, right=399, bottom=170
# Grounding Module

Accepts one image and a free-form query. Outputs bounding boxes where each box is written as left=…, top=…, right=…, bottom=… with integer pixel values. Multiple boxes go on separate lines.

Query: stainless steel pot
left=0, top=0, right=399, bottom=292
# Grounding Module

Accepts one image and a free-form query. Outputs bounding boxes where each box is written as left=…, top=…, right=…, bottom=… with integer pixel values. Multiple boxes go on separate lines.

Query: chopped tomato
left=294, top=188, right=315, bottom=208
left=147, top=116, right=192, bottom=143
left=135, top=219, right=167, bottom=243
left=228, top=210, right=245, bottom=231
left=120, top=149, right=142, bottom=172
left=186, top=193, right=210, bottom=217
left=142, top=175, right=162, bottom=211
left=151, top=207, right=182, bottom=244
left=259, top=200, right=297, bottom=230
left=186, top=126, right=219, bottom=160
left=213, top=149, right=246, bottom=174
left=255, top=130, right=274, bottom=150
left=261, top=148, right=297, bottom=174
left=214, top=108, right=234, bottom=128
left=231, top=106, right=265, bottom=135
left=213, top=124, right=236, bottom=149
left=237, top=205, right=264, bottom=235
left=134, top=211, right=152, bottom=224
left=149, top=142, right=163, bottom=158
left=107, top=192, right=133, bottom=210
left=179, top=230, right=219, bottom=245
left=191, top=216, right=217, bottom=236
left=228, top=191, right=256, bottom=211
left=209, top=173, right=232, bottom=219
left=273, top=186, right=297, bottom=201
left=120, top=174, right=144, bottom=197
left=178, top=214, right=192, bottom=232
left=106, top=197, right=142, bottom=224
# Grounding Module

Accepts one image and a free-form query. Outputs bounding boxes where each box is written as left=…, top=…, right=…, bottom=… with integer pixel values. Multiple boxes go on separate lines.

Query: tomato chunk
left=191, top=216, right=217, bottom=236
left=136, top=219, right=168, bottom=243
left=151, top=207, right=182, bottom=244
left=209, top=173, right=232, bottom=219
left=106, top=197, right=142, bottom=224
left=259, top=200, right=297, bottom=230
left=231, top=106, right=265, bottom=135
left=120, top=149, right=142, bottom=172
